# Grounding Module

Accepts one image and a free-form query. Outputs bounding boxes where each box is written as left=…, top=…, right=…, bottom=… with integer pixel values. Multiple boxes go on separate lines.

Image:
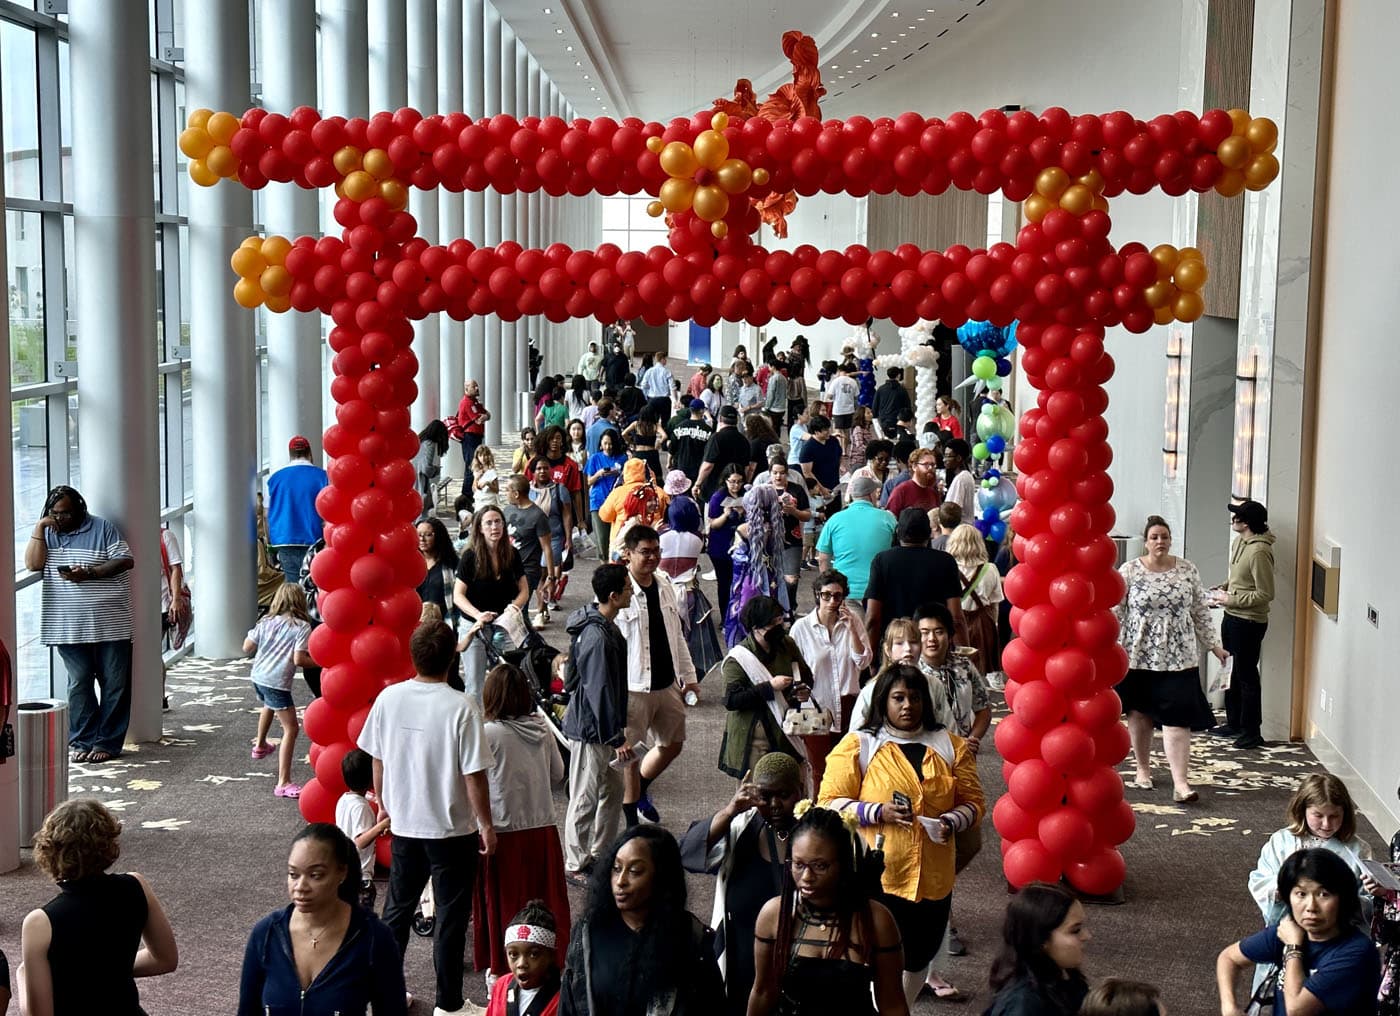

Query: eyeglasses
left=790, top=859, right=833, bottom=876
left=49, top=510, right=73, bottom=518
left=817, top=591, right=846, bottom=602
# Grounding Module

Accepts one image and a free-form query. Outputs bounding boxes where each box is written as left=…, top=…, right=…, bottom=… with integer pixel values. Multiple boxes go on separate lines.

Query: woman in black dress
left=560, top=826, right=724, bottom=1016
left=20, top=799, right=178, bottom=1015
left=748, top=804, right=907, bottom=1016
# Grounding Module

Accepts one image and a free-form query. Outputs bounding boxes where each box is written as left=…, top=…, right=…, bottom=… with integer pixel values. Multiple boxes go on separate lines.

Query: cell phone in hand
left=57, top=565, right=73, bottom=574
left=891, top=791, right=912, bottom=811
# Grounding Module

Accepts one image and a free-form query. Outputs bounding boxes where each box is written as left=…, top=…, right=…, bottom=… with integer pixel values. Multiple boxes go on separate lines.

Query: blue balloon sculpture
left=956, top=319, right=1019, bottom=359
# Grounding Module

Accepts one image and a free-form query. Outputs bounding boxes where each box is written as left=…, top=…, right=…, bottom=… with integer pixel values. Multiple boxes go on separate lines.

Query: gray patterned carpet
left=0, top=537, right=1380, bottom=1014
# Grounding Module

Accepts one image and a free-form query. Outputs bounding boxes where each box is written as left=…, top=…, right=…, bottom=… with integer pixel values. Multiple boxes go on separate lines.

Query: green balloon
left=972, top=442, right=991, bottom=461
left=972, top=357, right=997, bottom=381
left=987, top=376, right=1003, bottom=390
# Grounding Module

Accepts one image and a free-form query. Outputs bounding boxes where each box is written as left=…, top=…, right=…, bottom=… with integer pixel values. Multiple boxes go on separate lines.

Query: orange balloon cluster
left=230, top=235, right=295, bottom=311
left=1140, top=243, right=1209, bottom=324
left=331, top=146, right=410, bottom=209
left=645, top=112, right=770, bottom=238
left=1023, top=167, right=1110, bottom=224
left=1213, top=109, right=1279, bottom=197
left=179, top=108, right=243, bottom=186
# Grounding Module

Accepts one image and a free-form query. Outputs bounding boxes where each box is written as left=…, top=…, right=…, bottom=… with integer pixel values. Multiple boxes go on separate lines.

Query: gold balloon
left=1143, top=281, right=1175, bottom=309
left=1154, top=304, right=1176, bottom=325
left=261, top=235, right=293, bottom=265
left=1058, top=184, right=1093, bottom=215
left=363, top=148, right=394, bottom=181
left=752, top=168, right=770, bottom=186
left=265, top=294, right=292, bottom=314
left=714, top=158, right=753, bottom=195
left=1243, top=153, right=1279, bottom=191
left=646, top=136, right=664, bottom=154
left=1174, top=291, right=1205, bottom=322
left=1173, top=259, right=1209, bottom=293
left=1077, top=169, right=1105, bottom=193
left=1150, top=244, right=1181, bottom=280
left=343, top=170, right=378, bottom=201
left=240, top=236, right=264, bottom=250
left=711, top=221, right=728, bottom=238
left=188, top=159, right=219, bottom=187
left=1215, top=169, right=1246, bottom=197
left=1023, top=193, right=1053, bottom=223
left=660, top=142, right=699, bottom=178
left=693, top=129, right=729, bottom=171
left=206, top=111, right=239, bottom=145
left=332, top=146, right=364, bottom=176
left=1091, top=195, right=1110, bottom=213
left=1177, top=246, right=1203, bottom=263
left=692, top=183, right=729, bottom=222
left=1227, top=108, right=1251, bottom=136
left=233, top=278, right=264, bottom=309
left=1217, top=136, right=1250, bottom=170
left=1246, top=117, right=1278, bottom=154
left=260, top=265, right=293, bottom=298
left=646, top=200, right=664, bottom=217
left=659, top=176, right=696, bottom=213
left=230, top=246, right=267, bottom=278
left=188, top=108, right=214, bottom=131
left=206, top=145, right=239, bottom=178
left=334, top=181, right=347, bottom=200
left=178, top=127, right=213, bottom=160
left=1035, top=167, right=1070, bottom=199
left=380, top=180, right=409, bottom=210
left=712, top=112, right=730, bottom=131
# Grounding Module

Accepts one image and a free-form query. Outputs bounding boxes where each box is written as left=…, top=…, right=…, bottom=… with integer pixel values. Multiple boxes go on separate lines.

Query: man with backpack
left=561, top=563, right=633, bottom=884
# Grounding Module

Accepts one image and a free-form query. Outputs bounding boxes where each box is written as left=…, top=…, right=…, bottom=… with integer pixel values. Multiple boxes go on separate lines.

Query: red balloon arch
left=182, top=32, right=1279, bottom=894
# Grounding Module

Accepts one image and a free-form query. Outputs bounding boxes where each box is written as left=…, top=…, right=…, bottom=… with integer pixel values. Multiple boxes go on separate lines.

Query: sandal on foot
left=1125, top=774, right=1154, bottom=790
left=1173, top=789, right=1199, bottom=803
left=274, top=782, right=302, bottom=799
left=251, top=743, right=277, bottom=759
left=70, top=749, right=91, bottom=763
left=87, top=750, right=115, bottom=764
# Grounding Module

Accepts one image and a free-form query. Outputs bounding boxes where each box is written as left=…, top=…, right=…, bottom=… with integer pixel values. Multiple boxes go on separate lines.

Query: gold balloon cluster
left=1215, top=110, right=1278, bottom=196
left=332, top=147, right=409, bottom=209
left=645, top=112, right=770, bottom=238
left=1142, top=244, right=1209, bottom=324
left=179, top=109, right=243, bottom=186
left=1022, top=167, right=1109, bottom=223
left=231, top=235, right=294, bottom=311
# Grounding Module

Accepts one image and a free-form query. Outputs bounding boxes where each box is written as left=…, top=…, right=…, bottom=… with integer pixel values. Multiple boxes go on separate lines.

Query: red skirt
left=473, top=825, right=573, bottom=975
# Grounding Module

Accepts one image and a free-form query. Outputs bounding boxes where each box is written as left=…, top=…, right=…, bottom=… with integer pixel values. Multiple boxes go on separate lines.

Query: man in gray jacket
left=561, top=563, right=633, bottom=881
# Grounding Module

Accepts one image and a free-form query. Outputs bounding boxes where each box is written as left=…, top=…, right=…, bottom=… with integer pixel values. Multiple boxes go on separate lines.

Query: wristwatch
left=1282, top=944, right=1304, bottom=963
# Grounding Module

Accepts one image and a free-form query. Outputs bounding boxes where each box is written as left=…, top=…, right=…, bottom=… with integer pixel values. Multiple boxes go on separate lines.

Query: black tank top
left=43, top=872, right=148, bottom=1014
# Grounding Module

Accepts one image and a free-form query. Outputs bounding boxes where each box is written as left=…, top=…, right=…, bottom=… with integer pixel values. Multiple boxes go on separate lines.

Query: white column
left=184, top=0, right=257, bottom=657
left=464, top=0, right=486, bottom=413
left=408, top=0, right=439, bottom=428
left=318, top=0, right=368, bottom=437
left=438, top=0, right=465, bottom=473
left=482, top=3, right=503, bottom=444
left=514, top=44, right=531, bottom=406
left=529, top=60, right=545, bottom=376
left=0, top=21, right=17, bottom=871
left=369, top=0, right=407, bottom=113
left=499, top=23, right=520, bottom=430
left=546, top=82, right=561, bottom=373
left=262, top=0, right=321, bottom=458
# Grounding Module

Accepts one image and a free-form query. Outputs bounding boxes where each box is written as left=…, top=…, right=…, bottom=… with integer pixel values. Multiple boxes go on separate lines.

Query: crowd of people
left=15, top=329, right=1399, bottom=1016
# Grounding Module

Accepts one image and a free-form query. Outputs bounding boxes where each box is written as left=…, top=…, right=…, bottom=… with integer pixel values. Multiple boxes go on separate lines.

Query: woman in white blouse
left=1115, top=515, right=1228, bottom=802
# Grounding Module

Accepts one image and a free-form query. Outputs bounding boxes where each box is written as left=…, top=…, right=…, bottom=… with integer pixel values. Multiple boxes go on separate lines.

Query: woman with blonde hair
left=21, top=800, right=178, bottom=1014
left=946, top=523, right=1004, bottom=676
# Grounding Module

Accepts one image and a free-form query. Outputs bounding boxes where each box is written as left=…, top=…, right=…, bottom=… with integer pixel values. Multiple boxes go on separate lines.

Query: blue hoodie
left=238, top=904, right=405, bottom=1016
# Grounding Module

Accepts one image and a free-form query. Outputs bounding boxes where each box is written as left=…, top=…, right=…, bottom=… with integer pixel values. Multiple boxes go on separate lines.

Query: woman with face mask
left=679, top=752, right=805, bottom=1016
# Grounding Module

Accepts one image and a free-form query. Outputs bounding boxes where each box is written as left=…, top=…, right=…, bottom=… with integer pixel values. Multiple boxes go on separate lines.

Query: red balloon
left=1008, top=758, right=1067, bottom=812
left=319, top=663, right=378, bottom=712
left=1019, top=604, right=1068, bottom=652
left=1003, top=564, right=1048, bottom=609
left=351, top=627, right=402, bottom=672
left=1002, top=678, right=1022, bottom=709
left=1065, top=847, right=1127, bottom=896
left=1003, top=838, right=1062, bottom=889
left=1072, top=610, right=1120, bottom=653
left=314, top=740, right=354, bottom=796
left=297, top=777, right=337, bottom=824
left=1038, top=806, right=1096, bottom=862
left=319, top=587, right=375, bottom=633
left=994, top=714, right=1042, bottom=765
left=347, top=703, right=373, bottom=745
left=1066, top=765, right=1125, bottom=816
left=1094, top=799, right=1137, bottom=848
left=1047, top=572, right=1095, bottom=615
left=308, top=624, right=349, bottom=668
left=1092, top=721, right=1132, bottom=769
left=1000, top=638, right=1044, bottom=685
left=303, top=696, right=349, bottom=745
left=349, top=555, right=396, bottom=598
left=1044, top=647, right=1096, bottom=698
left=993, top=795, right=1042, bottom=844
left=1040, top=722, right=1097, bottom=776
left=1012, top=680, right=1068, bottom=731
left=309, top=545, right=352, bottom=591
left=373, top=587, right=425, bottom=632
left=1069, top=689, right=1123, bottom=732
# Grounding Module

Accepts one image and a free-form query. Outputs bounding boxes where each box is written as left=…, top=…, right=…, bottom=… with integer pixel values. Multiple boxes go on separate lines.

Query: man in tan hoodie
left=1209, top=499, right=1276, bottom=749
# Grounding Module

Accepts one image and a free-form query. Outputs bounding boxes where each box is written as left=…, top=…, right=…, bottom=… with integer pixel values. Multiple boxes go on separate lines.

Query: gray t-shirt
left=503, top=501, right=550, bottom=577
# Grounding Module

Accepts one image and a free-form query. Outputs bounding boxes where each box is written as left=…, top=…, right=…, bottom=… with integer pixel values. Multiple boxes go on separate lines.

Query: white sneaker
left=531, top=610, right=549, bottom=628
left=433, top=1005, right=487, bottom=1016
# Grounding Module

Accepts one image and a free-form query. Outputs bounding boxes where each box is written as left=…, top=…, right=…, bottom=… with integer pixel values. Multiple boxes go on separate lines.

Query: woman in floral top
left=1114, top=515, right=1228, bottom=802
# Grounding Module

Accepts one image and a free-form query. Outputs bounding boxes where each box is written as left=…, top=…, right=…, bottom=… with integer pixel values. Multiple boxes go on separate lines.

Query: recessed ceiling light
left=565, top=44, right=573, bottom=51
left=574, top=60, right=581, bottom=66
left=890, top=10, right=899, bottom=16
left=543, top=6, right=552, bottom=11
left=583, top=74, right=589, bottom=79
left=831, top=64, right=839, bottom=68
left=554, top=28, right=563, bottom=34
left=870, top=32, right=879, bottom=38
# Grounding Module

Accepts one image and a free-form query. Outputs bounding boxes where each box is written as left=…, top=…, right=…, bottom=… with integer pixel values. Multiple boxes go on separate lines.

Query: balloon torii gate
left=182, top=32, right=1278, bottom=894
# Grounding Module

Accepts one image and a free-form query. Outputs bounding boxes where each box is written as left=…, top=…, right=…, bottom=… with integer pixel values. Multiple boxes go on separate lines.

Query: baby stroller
left=477, top=616, right=569, bottom=766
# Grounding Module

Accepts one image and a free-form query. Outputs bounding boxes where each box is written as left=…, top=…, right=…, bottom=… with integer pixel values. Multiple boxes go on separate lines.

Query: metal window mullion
left=34, top=20, right=62, bottom=203
left=156, top=71, right=179, bottom=216
left=39, top=206, right=69, bottom=485
left=1, top=196, right=68, bottom=214
left=10, top=378, right=73, bottom=400
left=162, top=367, right=182, bottom=509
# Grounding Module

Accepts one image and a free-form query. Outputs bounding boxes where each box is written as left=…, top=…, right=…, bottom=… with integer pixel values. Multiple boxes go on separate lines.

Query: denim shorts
left=253, top=683, right=295, bottom=710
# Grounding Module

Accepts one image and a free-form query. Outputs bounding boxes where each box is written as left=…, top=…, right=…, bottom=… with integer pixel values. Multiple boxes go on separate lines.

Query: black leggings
left=879, top=892, right=951, bottom=971
left=711, top=552, right=734, bottom=624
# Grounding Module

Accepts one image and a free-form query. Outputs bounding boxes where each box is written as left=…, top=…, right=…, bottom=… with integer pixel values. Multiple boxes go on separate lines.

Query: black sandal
left=71, top=749, right=91, bottom=763
left=87, top=750, right=115, bottom=764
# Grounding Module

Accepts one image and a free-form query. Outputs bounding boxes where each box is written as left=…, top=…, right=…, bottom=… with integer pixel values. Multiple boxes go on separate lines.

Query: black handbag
left=1245, top=964, right=1278, bottom=1015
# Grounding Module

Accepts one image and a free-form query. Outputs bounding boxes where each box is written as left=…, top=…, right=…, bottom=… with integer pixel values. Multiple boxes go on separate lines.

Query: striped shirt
left=40, top=515, right=133, bottom=645
left=246, top=614, right=312, bottom=692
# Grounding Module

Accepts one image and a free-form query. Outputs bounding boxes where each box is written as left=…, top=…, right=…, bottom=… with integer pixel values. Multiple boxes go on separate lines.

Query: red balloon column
left=180, top=33, right=1281, bottom=891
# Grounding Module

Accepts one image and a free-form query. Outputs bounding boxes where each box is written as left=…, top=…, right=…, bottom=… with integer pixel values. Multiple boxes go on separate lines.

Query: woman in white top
left=1114, top=515, right=1228, bottom=802
left=790, top=569, right=872, bottom=735
left=946, top=524, right=1004, bottom=676
left=474, top=663, right=570, bottom=978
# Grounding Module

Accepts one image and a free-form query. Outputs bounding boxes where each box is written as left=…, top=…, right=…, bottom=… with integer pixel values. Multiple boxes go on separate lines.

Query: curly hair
left=579, top=826, right=691, bottom=998
left=33, top=799, right=121, bottom=881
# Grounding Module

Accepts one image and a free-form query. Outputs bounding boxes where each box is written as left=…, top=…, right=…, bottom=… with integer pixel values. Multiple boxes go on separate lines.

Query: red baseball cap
left=288, top=436, right=312, bottom=453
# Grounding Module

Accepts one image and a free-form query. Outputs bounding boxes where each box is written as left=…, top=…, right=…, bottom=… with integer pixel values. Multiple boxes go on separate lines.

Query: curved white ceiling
left=495, top=0, right=994, bottom=123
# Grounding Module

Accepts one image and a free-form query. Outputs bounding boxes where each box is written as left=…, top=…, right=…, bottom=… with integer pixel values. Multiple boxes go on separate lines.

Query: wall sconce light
left=1163, top=330, right=1185, bottom=479
left=1232, top=347, right=1259, bottom=500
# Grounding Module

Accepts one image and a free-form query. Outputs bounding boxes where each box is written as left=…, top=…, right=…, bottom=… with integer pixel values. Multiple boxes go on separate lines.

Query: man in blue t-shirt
left=266, top=436, right=329, bottom=584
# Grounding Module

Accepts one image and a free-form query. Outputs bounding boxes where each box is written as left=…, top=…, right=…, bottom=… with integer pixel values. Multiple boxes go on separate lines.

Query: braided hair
left=42, top=485, right=88, bottom=527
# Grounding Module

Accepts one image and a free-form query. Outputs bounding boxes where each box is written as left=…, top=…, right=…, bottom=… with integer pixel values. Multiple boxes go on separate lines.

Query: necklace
left=797, top=901, right=839, bottom=930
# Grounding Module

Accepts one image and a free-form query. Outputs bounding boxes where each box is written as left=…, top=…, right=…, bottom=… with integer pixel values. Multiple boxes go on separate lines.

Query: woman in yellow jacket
left=818, top=663, right=985, bottom=1009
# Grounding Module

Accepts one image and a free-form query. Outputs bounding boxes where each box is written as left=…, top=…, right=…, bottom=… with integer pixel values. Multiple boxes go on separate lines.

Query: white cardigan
left=614, top=572, right=698, bottom=693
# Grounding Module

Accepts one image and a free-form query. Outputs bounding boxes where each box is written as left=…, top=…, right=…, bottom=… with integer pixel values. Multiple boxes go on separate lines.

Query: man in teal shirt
left=815, top=475, right=896, bottom=601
